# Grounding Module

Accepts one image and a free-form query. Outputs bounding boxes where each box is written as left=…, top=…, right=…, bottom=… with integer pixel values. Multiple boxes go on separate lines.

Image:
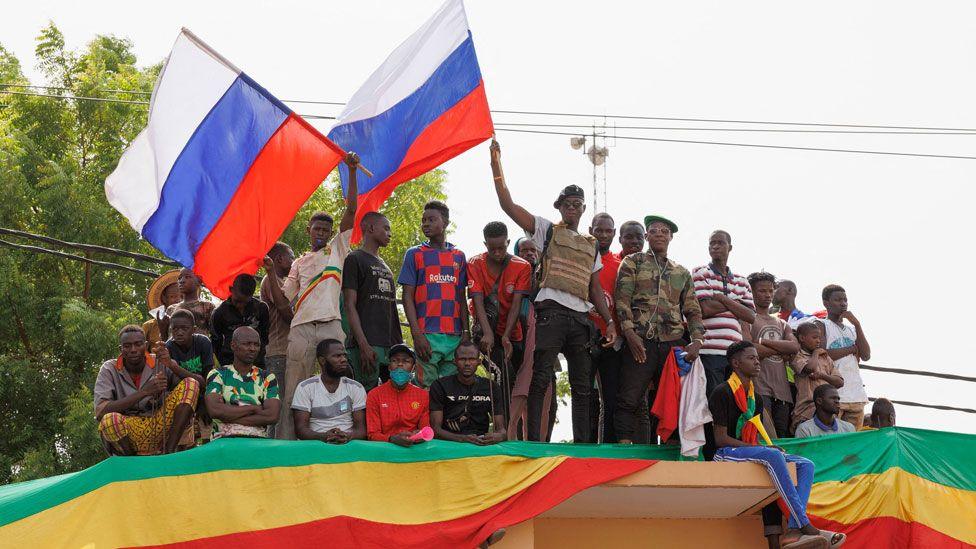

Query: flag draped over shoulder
left=105, top=29, right=345, bottom=298
left=327, top=0, right=494, bottom=242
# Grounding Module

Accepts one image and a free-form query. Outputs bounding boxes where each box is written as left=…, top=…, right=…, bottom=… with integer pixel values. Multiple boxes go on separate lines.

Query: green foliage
left=0, top=24, right=450, bottom=484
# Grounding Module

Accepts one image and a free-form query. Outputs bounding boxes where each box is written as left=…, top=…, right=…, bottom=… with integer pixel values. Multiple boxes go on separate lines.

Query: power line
left=494, top=127, right=976, bottom=161
left=0, top=227, right=179, bottom=266
left=8, top=88, right=976, bottom=160
left=869, top=397, right=976, bottom=415
left=7, top=83, right=976, bottom=132
left=0, top=239, right=160, bottom=278
left=861, top=363, right=976, bottom=383
left=493, top=122, right=976, bottom=136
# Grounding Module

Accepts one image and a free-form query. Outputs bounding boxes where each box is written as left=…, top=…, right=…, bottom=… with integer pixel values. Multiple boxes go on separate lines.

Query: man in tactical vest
left=489, top=140, right=615, bottom=443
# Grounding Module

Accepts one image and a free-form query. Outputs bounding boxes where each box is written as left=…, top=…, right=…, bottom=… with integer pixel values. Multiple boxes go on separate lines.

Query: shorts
left=416, top=333, right=460, bottom=387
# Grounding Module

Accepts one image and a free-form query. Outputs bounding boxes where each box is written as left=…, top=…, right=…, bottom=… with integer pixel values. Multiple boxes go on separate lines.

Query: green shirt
left=614, top=253, right=705, bottom=342
left=206, top=365, right=279, bottom=438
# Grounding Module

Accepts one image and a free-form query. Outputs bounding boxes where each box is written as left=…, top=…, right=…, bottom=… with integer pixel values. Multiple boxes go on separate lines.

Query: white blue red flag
left=105, top=29, right=345, bottom=298
left=328, top=0, right=493, bottom=241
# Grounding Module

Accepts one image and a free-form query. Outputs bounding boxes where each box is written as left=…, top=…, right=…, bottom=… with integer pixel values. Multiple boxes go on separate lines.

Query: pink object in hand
left=409, top=426, right=434, bottom=442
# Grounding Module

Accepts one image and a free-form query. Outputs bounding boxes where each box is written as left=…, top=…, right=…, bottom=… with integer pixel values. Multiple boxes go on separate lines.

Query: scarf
left=727, top=372, right=773, bottom=446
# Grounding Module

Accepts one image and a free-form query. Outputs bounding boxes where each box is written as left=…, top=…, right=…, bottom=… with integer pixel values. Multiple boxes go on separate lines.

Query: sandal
left=782, top=534, right=828, bottom=549
left=819, top=530, right=847, bottom=547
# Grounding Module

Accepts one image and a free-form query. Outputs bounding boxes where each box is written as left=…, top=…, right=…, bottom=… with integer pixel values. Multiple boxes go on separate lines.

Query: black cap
left=389, top=344, right=416, bottom=360
left=554, top=185, right=585, bottom=208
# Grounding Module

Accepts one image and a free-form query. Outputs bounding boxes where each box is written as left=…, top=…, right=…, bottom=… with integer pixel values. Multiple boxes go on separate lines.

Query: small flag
left=105, top=29, right=345, bottom=298
left=328, top=0, right=493, bottom=242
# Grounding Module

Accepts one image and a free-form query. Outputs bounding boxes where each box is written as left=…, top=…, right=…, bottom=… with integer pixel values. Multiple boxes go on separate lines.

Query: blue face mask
left=390, top=368, right=413, bottom=387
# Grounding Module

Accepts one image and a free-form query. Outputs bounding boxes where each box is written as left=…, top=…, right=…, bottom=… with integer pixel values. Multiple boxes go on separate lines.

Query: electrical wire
left=6, top=83, right=976, bottom=132
left=494, top=127, right=976, bottom=160
left=492, top=122, right=976, bottom=136
left=869, top=397, right=975, bottom=415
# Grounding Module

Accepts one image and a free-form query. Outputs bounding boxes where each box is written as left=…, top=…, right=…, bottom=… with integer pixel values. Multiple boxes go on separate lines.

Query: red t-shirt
left=466, top=253, right=532, bottom=342
left=591, top=250, right=624, bottom=336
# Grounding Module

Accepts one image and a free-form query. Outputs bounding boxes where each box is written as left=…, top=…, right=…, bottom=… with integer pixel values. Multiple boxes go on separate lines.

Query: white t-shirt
left=823, top=319, right=868, bottom=403
left=282, top=229, right=352, bottom=327
left=291, top=375, right=367, bottom=433
left=528, top=215, right=601, bottom=313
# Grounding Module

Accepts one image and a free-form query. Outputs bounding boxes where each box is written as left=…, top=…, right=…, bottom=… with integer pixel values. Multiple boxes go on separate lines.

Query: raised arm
left=339, top=152, right=359, bottom=233
left=490, top=140, right=535, bottom=233
left=261, top=258, right=294, bottom=322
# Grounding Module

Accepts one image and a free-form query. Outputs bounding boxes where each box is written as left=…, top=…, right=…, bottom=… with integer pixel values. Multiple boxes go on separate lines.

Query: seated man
left=430, top=340, right=506, bottom=445
left=204, top=327, right=280, bottom=439
left=292, top=339, right=367, bottom=444
left=795, top=385, right=856, bottom=438
left=94, top=325, right=203, bottom=455
left=706, top=341, right=846, bottom=548
left=861, top=398, right=896, bottom=430
left=366, top=344, right=430, bottom=447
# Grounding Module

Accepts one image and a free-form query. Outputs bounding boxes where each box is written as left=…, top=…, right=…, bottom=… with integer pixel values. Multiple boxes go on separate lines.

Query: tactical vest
left=538, top=223, right=597, bottom=301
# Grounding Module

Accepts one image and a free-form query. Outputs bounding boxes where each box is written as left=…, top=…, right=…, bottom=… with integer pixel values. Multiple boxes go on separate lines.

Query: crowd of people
left=91, top=143, right=893, bottom=548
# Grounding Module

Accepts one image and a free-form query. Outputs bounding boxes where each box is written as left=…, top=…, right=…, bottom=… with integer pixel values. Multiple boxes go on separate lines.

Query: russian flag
left=327, top=0, right=493, bottom=241
left=105, top=29, right=345, bottom=298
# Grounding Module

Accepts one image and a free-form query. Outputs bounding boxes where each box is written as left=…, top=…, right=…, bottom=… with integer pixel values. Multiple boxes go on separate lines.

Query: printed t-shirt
left=342, top=249, right=403, bottom=347
left=429, top=375, right=503, bottom=435
left=166, top=334, right=215, bottom=376
left=282, top=230, right=352, bottom=327
left=291, top=375, right=367, bottom=433
left=750, top=315, right=792, bottom=402
left=398, top=242, right=467, bottom=335
left=823, top=319, right=868, bottom=403
left=205, top=365, right=279, bottom=439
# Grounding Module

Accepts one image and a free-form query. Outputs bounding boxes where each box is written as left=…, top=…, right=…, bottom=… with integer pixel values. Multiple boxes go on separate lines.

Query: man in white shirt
left=292, top=338, right=367, bottom=443
left=264, top=153, right=360, bottom=439
left=821, top=284, right=871, bottom=429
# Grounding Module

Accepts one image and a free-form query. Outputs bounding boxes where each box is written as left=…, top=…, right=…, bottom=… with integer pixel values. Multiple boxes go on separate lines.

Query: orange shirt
left=366, top=380, right=430, bottom=441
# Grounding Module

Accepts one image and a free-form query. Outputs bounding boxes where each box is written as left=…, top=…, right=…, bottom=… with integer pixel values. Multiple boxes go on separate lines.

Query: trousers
left=713, top=446, right=814, bottom=529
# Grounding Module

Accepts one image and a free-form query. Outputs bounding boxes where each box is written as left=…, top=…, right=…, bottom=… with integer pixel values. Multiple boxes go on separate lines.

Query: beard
left=325, top=364, right=347, bottom=378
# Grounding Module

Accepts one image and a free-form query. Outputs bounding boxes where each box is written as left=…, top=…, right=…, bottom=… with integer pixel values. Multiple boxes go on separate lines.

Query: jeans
left=760, top=395, right=794, bottom=438
left=614, top=338, right=678, bottom=443
left=591, top=347, right=622, bottom=443
left=714, top=446, right=814, bottom=529
left=700, top=354, right=730, bottom=397
left=527, top=303, right=595, bottom=443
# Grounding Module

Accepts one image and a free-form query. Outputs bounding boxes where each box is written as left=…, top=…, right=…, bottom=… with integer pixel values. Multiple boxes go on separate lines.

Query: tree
left=0, top=24, right=449, bottom=484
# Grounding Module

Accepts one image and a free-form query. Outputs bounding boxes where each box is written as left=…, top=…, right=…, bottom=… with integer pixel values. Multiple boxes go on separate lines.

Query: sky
left=3, top=1, right=975, bottom=436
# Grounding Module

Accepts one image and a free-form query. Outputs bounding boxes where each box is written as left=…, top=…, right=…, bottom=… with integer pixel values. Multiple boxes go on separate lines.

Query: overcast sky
left=4, top=1, right=975, bottom=435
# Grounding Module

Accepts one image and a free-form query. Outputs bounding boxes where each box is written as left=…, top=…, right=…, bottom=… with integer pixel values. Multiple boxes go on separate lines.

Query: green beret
left=643, top=215, right=678, bottom=234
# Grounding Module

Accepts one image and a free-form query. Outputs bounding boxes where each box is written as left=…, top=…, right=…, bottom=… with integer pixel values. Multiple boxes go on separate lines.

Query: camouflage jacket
left=614, top=253, right=705, bottom=342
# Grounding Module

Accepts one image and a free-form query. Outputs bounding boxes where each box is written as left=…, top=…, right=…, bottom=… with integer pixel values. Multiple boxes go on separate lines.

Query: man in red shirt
left=589, top=216, right=645, bottom=442
left=365, top=344, right=430, bottom=446
left=469, top=221, right=532, bottom=421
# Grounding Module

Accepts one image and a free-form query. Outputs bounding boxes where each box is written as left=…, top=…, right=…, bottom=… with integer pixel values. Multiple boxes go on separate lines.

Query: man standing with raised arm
left=490, top=140, right=615, bottom=443
left=264, top=153, right=359, bottom=439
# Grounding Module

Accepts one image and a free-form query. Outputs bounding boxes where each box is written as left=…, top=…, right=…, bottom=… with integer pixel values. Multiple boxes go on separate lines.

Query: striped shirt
left=693, top=264, right=755, bottom=355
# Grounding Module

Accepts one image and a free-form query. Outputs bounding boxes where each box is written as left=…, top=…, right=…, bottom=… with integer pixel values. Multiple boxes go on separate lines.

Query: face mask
left=390, top=368, right=413, bottom=387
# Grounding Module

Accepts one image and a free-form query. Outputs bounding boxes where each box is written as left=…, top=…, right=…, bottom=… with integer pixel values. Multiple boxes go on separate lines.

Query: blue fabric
left=672, top=347, right=692, bottom=377
left=142, top=73, right=289, bottom=266
left=713, top=446, right=814, bottom=529
left=813, top=414, right=838, bottom=432
left=328, top=35, right=482, bottom=197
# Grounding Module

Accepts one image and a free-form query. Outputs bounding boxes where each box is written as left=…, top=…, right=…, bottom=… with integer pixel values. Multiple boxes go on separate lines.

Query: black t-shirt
left=166, top=334, right=215, bottom=376
left=704, top=380, right=765, bottom=460
left=210, top=297, right=270, bottom=366
left=429, top=375, right=502, bottom=435
left=342, top=250, right=403, bottom=347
